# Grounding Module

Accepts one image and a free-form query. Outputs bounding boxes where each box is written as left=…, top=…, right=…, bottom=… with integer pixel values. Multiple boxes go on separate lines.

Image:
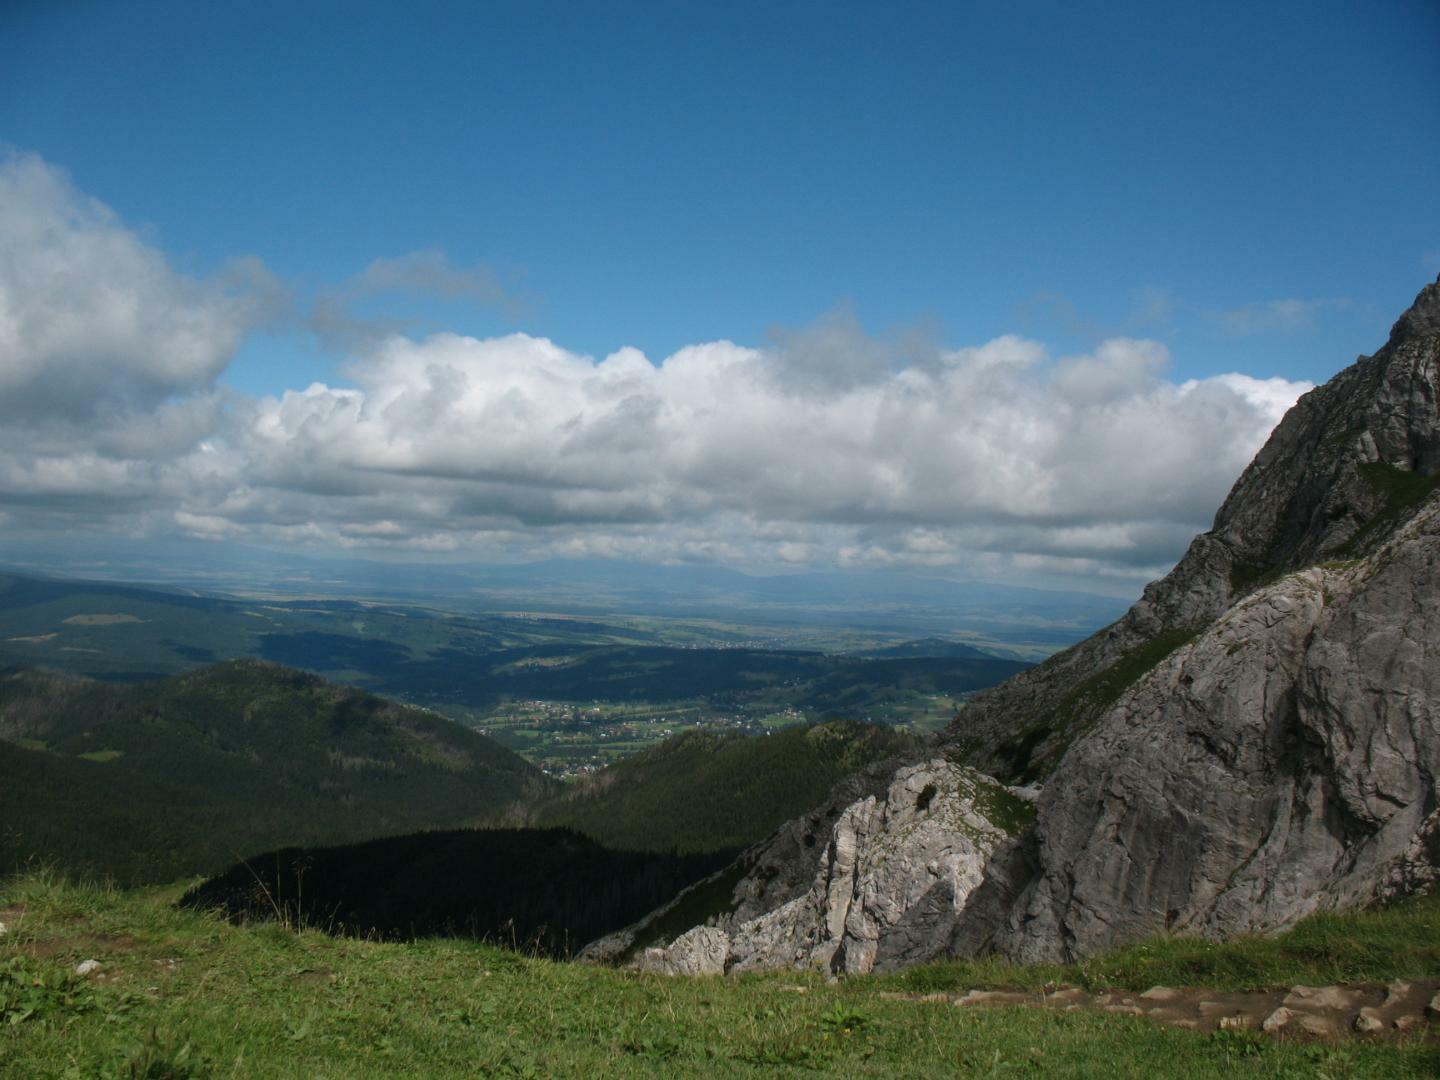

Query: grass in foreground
left=2, top=873, right=1437, bottom=1078
left=877, top=889, right=1440, bottom=996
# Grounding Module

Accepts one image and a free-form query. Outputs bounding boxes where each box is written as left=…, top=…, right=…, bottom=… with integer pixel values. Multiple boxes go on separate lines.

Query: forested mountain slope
left=0, top=661, right=548, bottom=884
left=520, top=722, right=918, bottom=853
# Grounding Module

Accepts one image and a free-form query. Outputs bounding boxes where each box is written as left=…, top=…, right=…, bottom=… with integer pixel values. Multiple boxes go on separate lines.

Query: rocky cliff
left=955, top=272, right=1440, bottom=783
left=601, top=275, right=1440, bottom=973
left=581, top=758, right=1037, bottom=974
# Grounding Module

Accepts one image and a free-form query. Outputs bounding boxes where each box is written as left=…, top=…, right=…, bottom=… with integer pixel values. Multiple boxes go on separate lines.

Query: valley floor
left=3, top=875, right=1438, bottom=1078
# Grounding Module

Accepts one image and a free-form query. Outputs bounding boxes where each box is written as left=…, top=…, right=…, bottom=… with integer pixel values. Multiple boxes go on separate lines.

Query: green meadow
left=3, top=874, right=1437, bottom=1078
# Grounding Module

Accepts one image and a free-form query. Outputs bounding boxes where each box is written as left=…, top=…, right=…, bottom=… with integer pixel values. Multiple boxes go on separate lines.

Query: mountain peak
left=946, top=275, right=1440, bottom=782
left=1387, top=271, right=1440, bottom=347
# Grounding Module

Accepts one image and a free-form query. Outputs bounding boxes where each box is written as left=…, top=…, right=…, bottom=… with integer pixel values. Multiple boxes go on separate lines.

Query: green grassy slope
left=875, top=890, right=1440, bottom=994
left=523, top=722, right=919, bottom=853
left=2, top=876, right=1436, bottom=1078
left=0, top=662, right=549, bottom=885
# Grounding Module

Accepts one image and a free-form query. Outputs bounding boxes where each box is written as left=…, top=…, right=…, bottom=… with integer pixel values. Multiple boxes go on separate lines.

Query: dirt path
left=878, top=980, right=1440, bottom=1039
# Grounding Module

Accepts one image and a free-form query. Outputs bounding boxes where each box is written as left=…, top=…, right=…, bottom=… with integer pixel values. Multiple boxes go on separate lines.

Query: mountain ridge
left=612, top=274, right=1440, bottom=974
left=949, top=273, right=1440, bottom=782
left=0, top=660, right=549, bottom=885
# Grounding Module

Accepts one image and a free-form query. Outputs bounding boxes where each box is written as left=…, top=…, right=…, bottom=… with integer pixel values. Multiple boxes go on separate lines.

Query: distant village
left=474, top=698, right=810, bottom=779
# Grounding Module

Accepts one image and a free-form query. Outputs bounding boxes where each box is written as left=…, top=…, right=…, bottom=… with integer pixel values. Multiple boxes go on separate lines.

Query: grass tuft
left=1339, top=462, right=1440, bottom=556
left=994, top=628, right=1201, bottom=782
left=875, top=889, right=1440, bottom=994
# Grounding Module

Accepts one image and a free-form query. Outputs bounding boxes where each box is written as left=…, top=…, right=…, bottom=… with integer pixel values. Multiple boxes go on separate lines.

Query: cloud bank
left=0, top=153, right=1313, bottom=585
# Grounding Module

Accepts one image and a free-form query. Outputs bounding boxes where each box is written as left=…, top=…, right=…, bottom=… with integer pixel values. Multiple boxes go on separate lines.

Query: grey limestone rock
left=576, top=752, right=911, bottom=967
left=638, top=926, right=728, bottom=976
left=1387, top=274, right=1440, bottom=347
left=973, top=277, right=1440, bottom=960
left=999, top=492, right=1440, bottom=961
left=629, top=759, right=1026, bottom=975
left=1354, top=1007, right=1385, bottom=1033
left=1261, top=1006, right=1294, bottom=1033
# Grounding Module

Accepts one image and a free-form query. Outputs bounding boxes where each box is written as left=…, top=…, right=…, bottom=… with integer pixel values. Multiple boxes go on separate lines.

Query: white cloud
left=0, top=151, right=1316, bottom=584
left=0, top=152, right=283, bottom=422
left=184, top=327, right=1307, bottom=573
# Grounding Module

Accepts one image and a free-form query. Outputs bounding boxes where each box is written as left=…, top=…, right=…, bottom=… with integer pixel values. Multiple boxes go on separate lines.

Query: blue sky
left=7, top=0, right=1438, bottom=387
left=0, top=1, right=1437, bottom=589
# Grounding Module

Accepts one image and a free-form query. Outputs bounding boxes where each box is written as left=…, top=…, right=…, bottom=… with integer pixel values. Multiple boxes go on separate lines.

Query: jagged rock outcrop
left=981, top=277, right=1440, bottom=959
left=638, top=926, right=730, bottom=976
left=588, top=760, right=1034, bottom=974
left=591, top=275, right=1440, bottom=973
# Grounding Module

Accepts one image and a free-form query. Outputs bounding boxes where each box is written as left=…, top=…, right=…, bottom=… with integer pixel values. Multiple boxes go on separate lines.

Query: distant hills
left=0, top=570, right=1031, bottom=751
left=357, top=642, right=1029, bottom=716
left=0, top=647, right=928, bottom=952
left=0, top=550, right=1128, bottom=652
left=858, top=637, right=1024, bottom=661
left=0, top=651, right=927, bottom=892
left=0, top=661, right=547, bottom=885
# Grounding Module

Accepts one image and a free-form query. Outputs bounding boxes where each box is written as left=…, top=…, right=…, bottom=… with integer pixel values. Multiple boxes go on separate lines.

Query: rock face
left=639, top=926, right=729, bottom=976
left=984, top=277, right=1440, bottom=961
left=590, top=276, right=1440, bottom=973
left=998, top=499, right=1440, bottom=961
left=599, top=760, right=1032, bottom=974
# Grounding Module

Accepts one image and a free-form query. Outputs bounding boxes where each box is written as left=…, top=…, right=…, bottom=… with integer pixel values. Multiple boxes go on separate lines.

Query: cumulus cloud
left=765, top=304, right=946, bottom=392
left=0, top=152, right=284, bottom=533
left=0, top=152, right=284, bottom=422
left=0, top=152, right=1315, bottom=583
left=175, top=326, right=1307, bottom=576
